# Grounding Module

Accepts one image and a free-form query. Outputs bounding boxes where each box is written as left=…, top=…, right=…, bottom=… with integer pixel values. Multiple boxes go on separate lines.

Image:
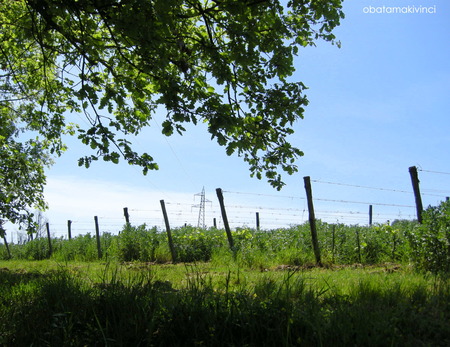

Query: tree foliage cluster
left=0, top=0, right=344, bottom=229
left=0, top=112, right=51, bottom=236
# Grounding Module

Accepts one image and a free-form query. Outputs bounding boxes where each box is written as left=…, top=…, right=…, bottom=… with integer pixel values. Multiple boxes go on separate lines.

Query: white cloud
left=43, top=175, right=201, bottom=235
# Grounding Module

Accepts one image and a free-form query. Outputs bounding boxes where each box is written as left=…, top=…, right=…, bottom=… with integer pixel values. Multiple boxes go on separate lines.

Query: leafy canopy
left=0, top=108, right=52, bottom=235
left=0, top=0, right=344, bottom=226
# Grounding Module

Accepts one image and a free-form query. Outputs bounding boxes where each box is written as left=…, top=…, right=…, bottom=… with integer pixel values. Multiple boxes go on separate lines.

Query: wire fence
left=4, top=167, right=450, bottom=243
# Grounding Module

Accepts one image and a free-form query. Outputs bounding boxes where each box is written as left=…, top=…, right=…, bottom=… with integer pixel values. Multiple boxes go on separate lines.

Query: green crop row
left=2, top=200, right=449, bottom=273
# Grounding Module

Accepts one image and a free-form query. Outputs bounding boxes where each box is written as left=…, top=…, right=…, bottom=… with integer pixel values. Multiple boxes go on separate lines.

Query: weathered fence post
left=355, top=227, right=362, bottom=263
left=94, top=216, right=102, bottom=259
left=1, top=223, right=11, bottom=259
left=0, top=221, right=11, bottom=259
left=332, top=224, right=336, bottom=263
left=303, top=176, right=321, bottom=265
left=46, top=223, right=53, bottom=257
left=160, top=200, right=177, bottom=262
left=216, top=188, right=234, bottom=251
left=369, top=205, right=373, bottom=226
left=256, top=212, right=260, bottom=231
left=409, top=166, right=423, bottom=223
left=123, top=207, right=130, bottom=225
left=2, top=236, right=11, bottom=259
left=67, top=220, right=72, bottom=240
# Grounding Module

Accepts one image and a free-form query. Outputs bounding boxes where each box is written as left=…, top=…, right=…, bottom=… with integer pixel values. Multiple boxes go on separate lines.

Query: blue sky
left=7, top=0, right=450, bottom=241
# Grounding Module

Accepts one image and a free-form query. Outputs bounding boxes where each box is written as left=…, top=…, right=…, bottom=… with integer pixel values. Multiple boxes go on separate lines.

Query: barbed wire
left=224, top=204, right=304, bottom=212
left=418, top=168, right=450, bottom=175
left=422, top=188, right=450, bottom=194
left=37, top=201, right=416, bottom=235
left=311, top=179, right=412, bottom=194
left=312, top=197, right=415, bottom=208
left=311, top=179, right=447, bottom=198
left=8, top=171, right=444, bottom=242
left=223, top=190, right=304, bottom=200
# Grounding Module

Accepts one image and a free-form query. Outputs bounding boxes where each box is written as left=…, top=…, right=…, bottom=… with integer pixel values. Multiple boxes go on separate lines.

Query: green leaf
left=0, top=0, right=345, bottom=225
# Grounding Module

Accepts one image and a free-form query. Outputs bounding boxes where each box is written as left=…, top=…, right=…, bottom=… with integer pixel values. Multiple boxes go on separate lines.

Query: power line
left=149, top=117, right=198, bottom=190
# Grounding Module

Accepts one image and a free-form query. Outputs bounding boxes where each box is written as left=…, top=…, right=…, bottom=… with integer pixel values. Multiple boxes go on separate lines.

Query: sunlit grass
left=0, top=258, right=440, bottom=296
left=1, top=202, right=449, bottom=344
left=0, top=259, right=449, bottom=346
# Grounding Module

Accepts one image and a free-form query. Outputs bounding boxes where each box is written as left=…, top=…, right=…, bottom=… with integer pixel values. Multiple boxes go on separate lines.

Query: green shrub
left=52, top=233, right=113, bottom=262
left=0, top=219, right=428, bottom=266
left=20, top=237, right=52, bottom=260
left=173, top=226, right=226, bottom=262
left=108, top=224, right=160, bottom=262
left=406, top=200, right=450, bottom=273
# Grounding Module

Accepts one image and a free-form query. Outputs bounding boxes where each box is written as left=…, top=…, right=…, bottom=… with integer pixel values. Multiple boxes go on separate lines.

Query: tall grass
left=2, top=201, right=449, bottom=345
left=0, top=263, right=449, bottom=346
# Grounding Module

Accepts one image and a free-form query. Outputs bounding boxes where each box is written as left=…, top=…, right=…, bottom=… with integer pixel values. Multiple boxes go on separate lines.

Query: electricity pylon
left=193, top=187, right=210, bottom=229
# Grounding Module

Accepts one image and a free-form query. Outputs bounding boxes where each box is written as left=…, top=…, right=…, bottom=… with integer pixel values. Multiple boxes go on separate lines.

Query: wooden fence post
left=256, top=212, right=260, bottom=231
left=216, top=188, right=234, bottom=251
left=2, top=236, right=11, bottom=259
left=160, top=200, right=177, bottom=262
left=369, top=205, right=373, bottom=226
left=331, top=224, right=336, bottom=263
left=94, top=216, right=102, bottom=259
left=409, top=166, right=423, bottom=223
left=355, top=227, right=362, bottom=263
left=0, top=221, right=11, bottom=259
left=67, top=220, right=72, bottom=240
left=123, top=207, right=130, bottom=225
left=303, top=176, right=321, bottom=265
left=46, top=223, right=53, bottom=257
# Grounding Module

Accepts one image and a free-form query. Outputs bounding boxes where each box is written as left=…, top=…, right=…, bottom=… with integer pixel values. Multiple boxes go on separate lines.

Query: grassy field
left=1, top=201, right=449, bottom=345
left=0, top=259, right=449, bottom=346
